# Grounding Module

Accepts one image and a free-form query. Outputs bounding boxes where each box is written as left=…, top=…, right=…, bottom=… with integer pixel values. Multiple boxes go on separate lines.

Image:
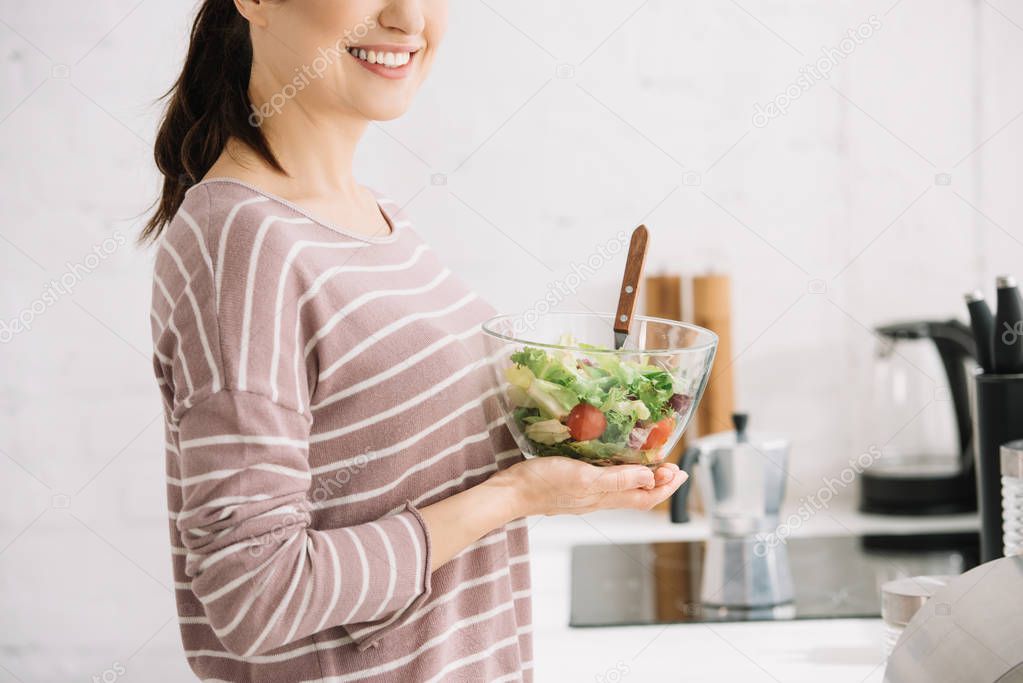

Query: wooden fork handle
left=614, top=225, right=649, bottom=338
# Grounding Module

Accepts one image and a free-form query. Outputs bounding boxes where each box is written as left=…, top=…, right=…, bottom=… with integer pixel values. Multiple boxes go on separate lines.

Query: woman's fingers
left=602, top=469, right=689, bottom=510
left=591, top=465, right=655, bottom=493
left=652, top=462, right=678, bottom=486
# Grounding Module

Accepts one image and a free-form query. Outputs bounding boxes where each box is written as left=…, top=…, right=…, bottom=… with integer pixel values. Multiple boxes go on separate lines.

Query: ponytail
left=141, top=0, right=283, bottom=242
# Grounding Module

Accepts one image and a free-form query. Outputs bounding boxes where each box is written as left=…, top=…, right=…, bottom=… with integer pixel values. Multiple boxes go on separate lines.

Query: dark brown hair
left=141, top=0, right=283, bottom=242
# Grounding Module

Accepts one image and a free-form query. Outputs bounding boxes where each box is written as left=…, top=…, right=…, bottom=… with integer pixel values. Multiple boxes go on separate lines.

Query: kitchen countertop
left=525, top=502, right=979, bottom=682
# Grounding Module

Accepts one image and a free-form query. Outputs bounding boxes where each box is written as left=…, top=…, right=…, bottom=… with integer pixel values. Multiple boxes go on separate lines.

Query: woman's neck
left=203, top=68, right=393, bottom=239
left=258, top=110, right=368, bottom=201
left=209, top=80, right=369, bottom=203
left=203, top=96, right=391, bottom=239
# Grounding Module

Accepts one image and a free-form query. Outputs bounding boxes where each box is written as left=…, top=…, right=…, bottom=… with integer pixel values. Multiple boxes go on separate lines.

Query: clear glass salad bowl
left=481, top=312, right=718, bottom=467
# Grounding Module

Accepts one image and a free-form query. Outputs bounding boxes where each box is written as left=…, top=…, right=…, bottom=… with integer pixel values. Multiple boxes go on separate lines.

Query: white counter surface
left=526, top=503, right=978, bottom=682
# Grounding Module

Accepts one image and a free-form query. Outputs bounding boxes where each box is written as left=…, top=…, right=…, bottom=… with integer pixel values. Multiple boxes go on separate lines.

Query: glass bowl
left=482, top=311, right=718, bottom=467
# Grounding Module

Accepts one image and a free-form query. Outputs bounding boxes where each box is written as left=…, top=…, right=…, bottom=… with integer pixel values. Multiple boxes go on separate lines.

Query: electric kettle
left=859, top=320, right=977, bottom=515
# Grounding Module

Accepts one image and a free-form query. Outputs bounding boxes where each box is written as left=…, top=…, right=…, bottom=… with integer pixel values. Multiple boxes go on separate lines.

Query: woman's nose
left=378, top=0, right=427, bottom=36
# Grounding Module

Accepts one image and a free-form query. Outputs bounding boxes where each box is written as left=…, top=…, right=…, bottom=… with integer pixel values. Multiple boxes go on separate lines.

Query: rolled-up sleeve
left=176, top=390, right=432, bottom=656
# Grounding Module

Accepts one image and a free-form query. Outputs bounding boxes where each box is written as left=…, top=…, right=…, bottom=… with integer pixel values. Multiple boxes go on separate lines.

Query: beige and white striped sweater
left=150, top=179, right=532, bottom=682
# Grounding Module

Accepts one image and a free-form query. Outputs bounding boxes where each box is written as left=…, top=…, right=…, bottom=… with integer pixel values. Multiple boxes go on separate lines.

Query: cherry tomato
left=566, top=403, right=607, bottom=441
left=642, top=417, right=676, bottom=450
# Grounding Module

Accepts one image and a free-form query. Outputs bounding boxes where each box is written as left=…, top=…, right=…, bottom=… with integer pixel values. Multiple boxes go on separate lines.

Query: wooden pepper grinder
left=691, top=274, right=735, bottom=437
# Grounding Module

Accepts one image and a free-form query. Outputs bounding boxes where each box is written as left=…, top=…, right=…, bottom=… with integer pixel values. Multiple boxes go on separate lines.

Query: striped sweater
left=150, top=179, right=532, bottom=682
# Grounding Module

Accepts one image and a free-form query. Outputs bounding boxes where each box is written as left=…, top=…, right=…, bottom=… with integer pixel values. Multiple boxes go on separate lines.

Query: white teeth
left=347, top=47, right=413, bottom=68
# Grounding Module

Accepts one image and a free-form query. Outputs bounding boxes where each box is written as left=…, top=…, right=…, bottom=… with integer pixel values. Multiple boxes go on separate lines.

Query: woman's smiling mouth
left=346, top=45, right=420, bottom=79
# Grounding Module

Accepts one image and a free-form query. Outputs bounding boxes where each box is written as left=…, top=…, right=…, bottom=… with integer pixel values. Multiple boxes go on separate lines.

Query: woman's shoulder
left=175, top=178, right=315, bottom=246
left=153, top=180, right=327, bottom=312
left=179, top=179, right=414, bottom=246
left=160, top=180, right=425, bottom=285
left=166, top=179, right=355, bottom=280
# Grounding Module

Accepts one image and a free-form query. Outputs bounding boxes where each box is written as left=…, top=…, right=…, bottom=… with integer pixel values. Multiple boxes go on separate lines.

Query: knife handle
left=614, top=225, right=649, bottom=337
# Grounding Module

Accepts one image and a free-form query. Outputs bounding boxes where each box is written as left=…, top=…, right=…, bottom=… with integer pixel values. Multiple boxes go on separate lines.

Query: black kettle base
left=859, top=470, right=977, bottom=516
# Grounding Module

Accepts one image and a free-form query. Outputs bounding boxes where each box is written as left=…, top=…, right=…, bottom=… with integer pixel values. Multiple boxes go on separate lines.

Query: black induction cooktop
left=570, top=532, right=980, bottom=627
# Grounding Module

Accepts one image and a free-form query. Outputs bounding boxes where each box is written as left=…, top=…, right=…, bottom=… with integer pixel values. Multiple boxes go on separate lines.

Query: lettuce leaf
left=504, top=365, right=578, bottom=418
left=525, top=419, right=572, bottom=445
left=510, top=348, right=577, bottom=387
left=599, top=410, right=636, bottom=444
left=635, top=368, right=675, bottom=420
left=567, top=439, right=625, bottom=460
left=511, top=347, right=604, bottom=407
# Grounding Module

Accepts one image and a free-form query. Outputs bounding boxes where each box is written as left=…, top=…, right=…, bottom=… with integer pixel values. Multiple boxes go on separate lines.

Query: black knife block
left=974, top=372, right=1023, bottom=562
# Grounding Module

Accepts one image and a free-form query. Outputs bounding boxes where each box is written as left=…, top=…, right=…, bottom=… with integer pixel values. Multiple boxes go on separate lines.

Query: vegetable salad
left=504, top=341, right=693, bottom=466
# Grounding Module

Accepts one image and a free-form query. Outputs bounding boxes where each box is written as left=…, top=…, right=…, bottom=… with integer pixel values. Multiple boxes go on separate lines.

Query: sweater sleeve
left=155, top=194, right=432, bottom=656
left=176, top=390, right=433, bottom=655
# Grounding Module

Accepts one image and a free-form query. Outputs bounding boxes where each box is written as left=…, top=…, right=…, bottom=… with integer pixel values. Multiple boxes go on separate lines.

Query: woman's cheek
left=427, top=1, right=450, bottom=50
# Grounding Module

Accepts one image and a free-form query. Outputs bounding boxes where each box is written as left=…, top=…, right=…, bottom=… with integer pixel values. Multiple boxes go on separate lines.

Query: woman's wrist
left=483, top=464, right=536, bottom=521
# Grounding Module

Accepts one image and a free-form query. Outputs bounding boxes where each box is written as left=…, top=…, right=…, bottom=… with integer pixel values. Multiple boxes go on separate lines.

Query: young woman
left=145, top=1, right=687, bottom=680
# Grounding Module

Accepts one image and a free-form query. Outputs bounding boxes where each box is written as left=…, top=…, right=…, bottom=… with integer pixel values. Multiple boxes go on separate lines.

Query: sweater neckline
left=188, top=177, right=402, bottom=245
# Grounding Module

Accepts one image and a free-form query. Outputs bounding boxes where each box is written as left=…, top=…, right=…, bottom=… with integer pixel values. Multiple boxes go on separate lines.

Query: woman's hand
left=491, top=456, right=689, bottom=517
left=420, top=457, right=688, bottom=570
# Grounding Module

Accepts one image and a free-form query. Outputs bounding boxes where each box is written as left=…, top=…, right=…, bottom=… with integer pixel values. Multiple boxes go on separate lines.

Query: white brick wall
left=1, top=1, right=1020, bottom=680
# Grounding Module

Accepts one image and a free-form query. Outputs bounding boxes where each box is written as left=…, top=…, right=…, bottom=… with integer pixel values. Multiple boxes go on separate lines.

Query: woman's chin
left=353, top=99, right=414, bottom=123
